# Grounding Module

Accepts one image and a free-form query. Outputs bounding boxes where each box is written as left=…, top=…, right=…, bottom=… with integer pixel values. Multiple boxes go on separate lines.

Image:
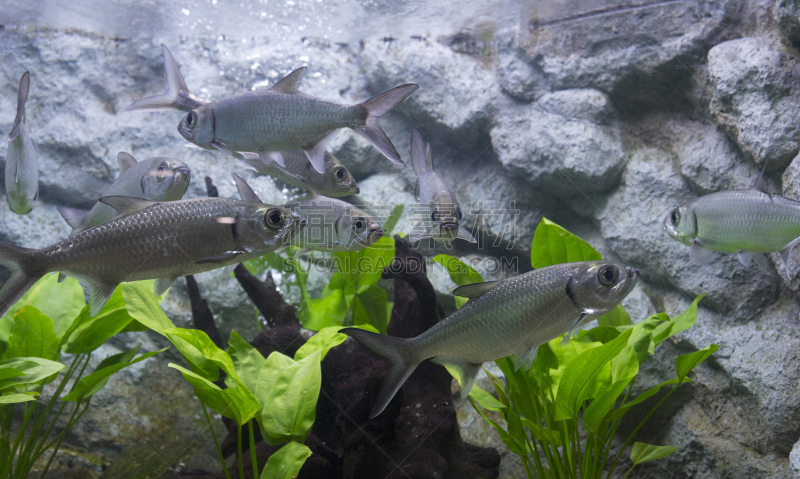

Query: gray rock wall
left=3, top=0, right=800, bottom=476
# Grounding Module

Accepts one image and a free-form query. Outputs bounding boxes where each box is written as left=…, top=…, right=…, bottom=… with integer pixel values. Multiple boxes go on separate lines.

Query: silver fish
left=235, top=149, right=359, bottom=197
left=664, top=174, right=800, bottom=274
left=124, top=45, right=418, bottom=174
left=0, top=187, right=305, bottom=317
left=5, top=71, right=38, bottom=215
left=232, top=174, right=381, bottom=252
left=58, top=152, right=191, bottom=236
left=407, top=130, right=475, bottom=244
left=343, top=260, right=639, bottom=418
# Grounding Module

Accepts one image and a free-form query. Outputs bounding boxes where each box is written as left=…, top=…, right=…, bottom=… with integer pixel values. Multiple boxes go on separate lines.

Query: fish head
left=178, top=106, right=214, bottom=147
left=141, top=158, right=192, bottom=200
left=327, top=163, right=359, bottom=196
left=428, top=198, right=462, bottom=242
left=567, top=261, right=640, bottom=318
left=236, top=204, right=306, bottom=252
left=337, top=206, right=384, bottom=250
left=663, top=204, right=696, bottom=246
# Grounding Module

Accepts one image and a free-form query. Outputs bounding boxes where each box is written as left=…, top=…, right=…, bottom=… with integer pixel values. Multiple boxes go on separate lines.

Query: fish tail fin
left=354, top=84, right=419, bottom=166
left=123, top=45, right=204, bottom=112
left=341, top=327, right=419, bottom=418
left=9, top=71, right=30, bottom=141
left=0, top=242, right=40, bottom=317
left=410, top=129, right=428, bottom=177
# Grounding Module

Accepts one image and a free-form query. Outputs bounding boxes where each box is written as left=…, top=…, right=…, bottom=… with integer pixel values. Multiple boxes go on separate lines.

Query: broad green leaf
left=468, top=397, right=526, bottom=455
left=675, top=344, right=719, bottom=380
left=169, top=364, right=259, bottom=425
left=165, top=328, right=241, bottom=384
left=623, top=316, right=661, bottom=363
left=0, top=273, right=84, bottom=340
left=121, top=282, right=175, bottom=334
left=582, top=376, right=634, bottom=433
left=484, top=367, right=510, bottom=409
left=0, top=315, right=12, bottom=344
left=62, top=347, right=167, bottom=403
left=610, top=377, right=690, bottom=421
left=554, top=328, right=632, bottom=420
left=353, top=285, right=389, bottom=334
left=244, top=251, right=286, bottom=275
left=433, top=255, right=484, bottom=286
left=228, top=331, right=266, bottom=395
left=654, top=295, right=707, bottom=344
left=0, top=392, right=38, bottom=404
left=610, top=345, right=639, bottom=384
left=302, top=289, right=349, bottom=331
left=530, top=217, right=601, bottom=269
left=383, top=204, right=405, bottom=235
left=65, top=289, right=135, bottom=354
left=260, top=441, right=312, bottom=479
left=261, top=350, right=322, bottom=443
left=597, top=304, right=631, bottom=327
left=630, top=442, right=678, bottom=464
left=294, top=326, right=348, bottom=361
left=4, top=306, right=60, bottom=361
left=0, top=357, right=65, bottom=391
left=0, top=366, right=25, bottom=381
left=469, top=385, right=505, bottom=412
left=355, top=236, right=395, bottom=289
left=518, top=418, right=562, bottom=447
left=256, top=352, right=299, bottom=445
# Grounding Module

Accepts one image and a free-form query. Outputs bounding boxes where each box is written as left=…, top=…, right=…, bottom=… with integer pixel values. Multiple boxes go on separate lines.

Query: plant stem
left=1, top=404, right=13, bottom=477
left=202, top=404, right=231, bottom=479
left=599, top=377, right=636, bottom=475
left=39, top=402, right=89, bottom=479
left=248, top=421, right=258, bottom=477
left=9, top=398, right=36, bottom=479
left=237, top=424, right=244, bottom=479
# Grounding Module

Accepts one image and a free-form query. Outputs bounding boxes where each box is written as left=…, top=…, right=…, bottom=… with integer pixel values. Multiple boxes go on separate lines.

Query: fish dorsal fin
left=231, top=173, right=262, bottom=202
left=752, top=159, right=770, bottom=193
left=57, top=206, right=88, bottom=230
left=270, top=67, right=307, bottom=94
left=99, top=196, right=158, bottom=219
left=117, top=152, right=138, bottom=174
left=452, top=280, right=502, bottom=300
left=425, top=143, right=435, bottom=172
left=9, top=71, right=30, bottom=141
left=410, top=129, right=427, bottom=177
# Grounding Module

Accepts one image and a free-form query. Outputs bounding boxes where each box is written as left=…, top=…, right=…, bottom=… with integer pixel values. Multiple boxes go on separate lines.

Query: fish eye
left=186, top=111, right=197, bottom=128
left=670, top=208, right=680, bottom=225
left=265, top=209, right=283, bottom=229
left=431, top=207, right=439, bottom=222
left=354, top=217, right=366, bottom=232
left=333, top=167, right=345, bottom=180
left=456, top=206, right=463, bottom=221
left=156, top=162, right=169, bottom=181
left=598, top=265, right=619, bottom=286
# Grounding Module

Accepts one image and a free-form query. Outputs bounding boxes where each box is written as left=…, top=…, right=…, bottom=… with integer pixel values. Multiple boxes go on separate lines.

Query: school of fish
left=2, top=42, right=792, bottom=418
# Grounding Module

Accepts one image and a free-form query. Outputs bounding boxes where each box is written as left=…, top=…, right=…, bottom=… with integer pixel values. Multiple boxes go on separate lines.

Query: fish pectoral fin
left=430, top=356, right=483, bottom=400
left=211, top=141, right=232, bottom=154
left=303, top=130, right=339, bottom=175
left=457, top=226, right=477, bottom=243
left=117, top=152, right=138, bottom=173
left=559, top=313, right=587, bottom=346
left=407, top=230, right=432, bottom=243
left=57, top=206, right=88, bottom=230
left=231, top=173, right=262, bottom=202
left=737, top=252, right=752, bottom=267
left=751, top=252, right=771, bottom=272
left=194, top=251, right=248, bottom=266
left=689, top=241, right=715, bottom=266
left=222, top=263, right=238, bottom=276
left=511, top=346, right=539, bottom=372
left=270, top=66, right=307, bottom=94
left=154, top=277, right=178, bottom=297
left=410, top=130, right=428, bottom=177
left=99, top=196, right=158, bottom=220
left=258, top=150, right=286, bottom=168
left=452, top=280, right=502, bottom=301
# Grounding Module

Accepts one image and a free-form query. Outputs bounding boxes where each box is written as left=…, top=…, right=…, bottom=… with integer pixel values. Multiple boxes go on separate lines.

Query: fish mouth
left=369, top=224, right=384, bottom=238
left=626, top=266, right=641, bottom=290
left=173, top=165, right=191, bottom=182
left=353, top=185, right=360, bottom=195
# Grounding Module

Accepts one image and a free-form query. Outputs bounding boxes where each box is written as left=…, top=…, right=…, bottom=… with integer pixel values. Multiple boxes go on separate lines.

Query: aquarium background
left=1, top=0, right=800, bottom=477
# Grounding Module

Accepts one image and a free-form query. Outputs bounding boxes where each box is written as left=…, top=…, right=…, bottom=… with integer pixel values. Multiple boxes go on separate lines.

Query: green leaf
left=301, top=289, right=349, bottom=331
left=261, top=350, right=322, bottom=443
left=259, top=441, right=312, bottom=479
left=355, top=236, right=395, bottom=289
left=294, top=326, right=348, bottom=361
left=121, top=282, right=175, bottom=334
left=244, top=251, right=286, bottom=275
left=383, top=204, right=405, bottom=235
left=4, top=306, right=60, bottom=361
left=255, top=352, right=298, bottom=444
left=65, top=288, right=135, bottom=354
left=675, top=344, right=719, bottom=380
left=169, top=363, right=259, bottom=425
left=0, top=357, right=65, bottom=391
left=582, top=376, right=634, bottom=433
left=518, top=418, right=563, bottom=447
left=228, top=331, right=266, bottom=395
left=468, top=397, right=526, bottom=455
left=165, top=328, right=241, bottom=384
left=62, top=347, right=167, bottom=403
left=0, top=273, right=84, bottom=341
left=530, top=217, right=601, bottom=269
left=469, top=385, right=506, bottom=412
left=554, top=328, right=632, bottom=420
left=610, top=377, right=690, bottom=421
left=0, top=392, right=38, bottom=404
left=353, top=285, right=389, bottom=334
left=654, top=294, right=707, bottom=344
left=610, top=345, right=640, bottom=384
left=597, top=304, right=631, bottom=327
left=624, top=316, right=662, bottom=364
left=630, top=442, right=678, bottom=464
left=433, top=255, right=484, bottom=287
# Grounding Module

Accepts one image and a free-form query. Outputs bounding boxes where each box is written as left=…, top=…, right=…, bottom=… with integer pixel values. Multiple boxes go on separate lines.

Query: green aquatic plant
left=245, top=204, right=404, bottom=333
left=0, top=274, right=165, bottom=479
left=463, top=218, right=718, bottom=479
left=123, top=281, right=371, bottom=478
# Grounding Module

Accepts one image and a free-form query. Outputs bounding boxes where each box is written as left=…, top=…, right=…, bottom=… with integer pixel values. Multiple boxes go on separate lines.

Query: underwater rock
left=494, top=28, right=549, bottom=103
left=708, top=35, right=800, bottom=168
left=491, top=88, right=626, bottom=199
left=597, top=145, right=780, bottom=319
left=0, top=197, right=70, bottom=248
left=776, top=0, right=800, bottom=46
left=792, top=439, right=800, bottom=476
